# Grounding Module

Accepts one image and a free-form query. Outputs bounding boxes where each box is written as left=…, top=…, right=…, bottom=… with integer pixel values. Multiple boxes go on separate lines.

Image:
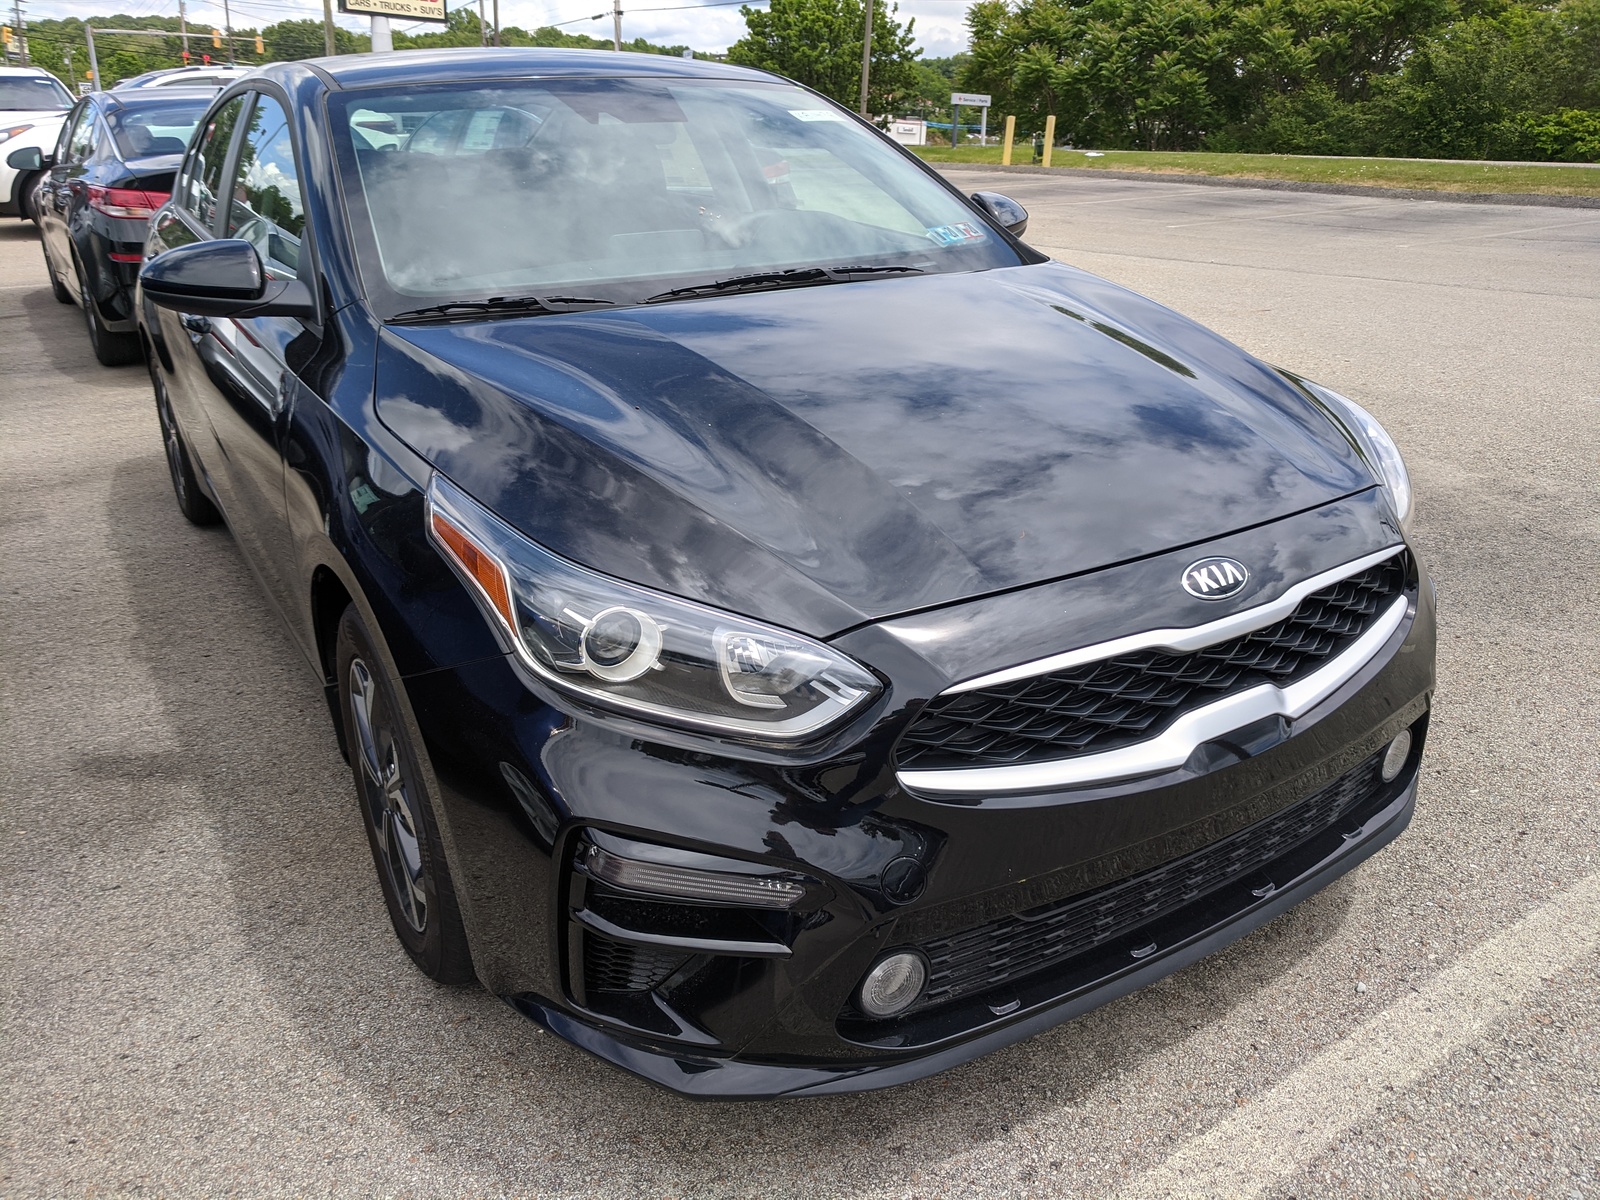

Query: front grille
left=582, top=934, right=688, bottom=994
left=910, top=752, right=1386, bottom=1012
left=897, top=552, right=1407, bottom=771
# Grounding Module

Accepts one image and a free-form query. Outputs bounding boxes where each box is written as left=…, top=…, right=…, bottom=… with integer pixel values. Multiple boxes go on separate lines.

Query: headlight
left=0, top=124, right=35, bottom=147
left=1301, top=379, right=1414, bottom=533
left=426, top=472, right=882, bottom=740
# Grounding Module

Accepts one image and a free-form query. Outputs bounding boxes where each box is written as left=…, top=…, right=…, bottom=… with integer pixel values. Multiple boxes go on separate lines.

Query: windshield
left=330, top=77, right=1022, bottom=313
left=0, top=76, right=73, bottom=111
left=107, top=98, right=209, bottom=159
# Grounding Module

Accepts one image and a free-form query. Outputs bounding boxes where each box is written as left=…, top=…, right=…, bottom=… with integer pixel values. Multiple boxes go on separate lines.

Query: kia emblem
left=1182, top=557, right=1250, bottom=600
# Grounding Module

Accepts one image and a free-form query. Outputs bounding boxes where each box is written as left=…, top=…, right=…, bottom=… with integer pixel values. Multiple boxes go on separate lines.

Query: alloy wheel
left=348, top=657, right=429, bottom=934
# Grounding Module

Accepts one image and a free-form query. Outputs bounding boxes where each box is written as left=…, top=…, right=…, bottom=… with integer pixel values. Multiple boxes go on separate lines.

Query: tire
left=150, top=353, right=221, bottom=526
left=336, top=605, right=475, bottom=985
left=17, top=171, right=40, bottom=224
left=74, top=251, right=141, bottom=366
left=40, top=235, right=73, bottom=304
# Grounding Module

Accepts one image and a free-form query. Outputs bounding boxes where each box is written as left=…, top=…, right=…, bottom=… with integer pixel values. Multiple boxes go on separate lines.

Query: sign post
left=949, top=92, right=990, bottom=149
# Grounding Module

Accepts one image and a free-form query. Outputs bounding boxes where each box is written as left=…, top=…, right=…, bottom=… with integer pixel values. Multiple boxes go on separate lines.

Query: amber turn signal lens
left=430, top=511, right=516, bottom=630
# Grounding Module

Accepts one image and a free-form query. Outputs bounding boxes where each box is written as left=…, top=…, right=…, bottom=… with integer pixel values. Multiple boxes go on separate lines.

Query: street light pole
left=322, top=0, right=336, bottom=55
left=857, top=0, right=873, bottom=117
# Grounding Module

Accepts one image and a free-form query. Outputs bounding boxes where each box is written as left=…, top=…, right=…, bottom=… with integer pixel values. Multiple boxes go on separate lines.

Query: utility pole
left=612, top=0, right=622, bottom=51
left=857, top=0, right=873, bottom=117
left=493, top=0, right=500, bottom=46
left=12, top=0, right=27, bottom=66
left=477, top=0, right=486, bottom=45
left=321, top=0, right=336, bottom=55
left=221, top=0, right=234, bottom=62
left=178, top=0, right=190, bottom=62
left=86, top=24, right=99, bottom=90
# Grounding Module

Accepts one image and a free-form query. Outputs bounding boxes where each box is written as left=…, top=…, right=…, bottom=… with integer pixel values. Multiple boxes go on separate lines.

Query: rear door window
left=180, top=95, right=246, bottom=233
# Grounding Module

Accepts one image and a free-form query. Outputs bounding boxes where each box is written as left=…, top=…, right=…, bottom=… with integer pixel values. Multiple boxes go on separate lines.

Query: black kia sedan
left=136, top=50, right=1435, bottom=1098
left=22, top=87, right=213, bottom=364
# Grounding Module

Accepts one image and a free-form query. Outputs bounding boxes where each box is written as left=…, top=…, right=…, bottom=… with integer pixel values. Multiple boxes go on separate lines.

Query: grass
left=909, top=145, right=1600, bottom=197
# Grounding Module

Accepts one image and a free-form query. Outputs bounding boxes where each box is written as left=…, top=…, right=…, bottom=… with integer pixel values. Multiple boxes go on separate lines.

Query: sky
left=25, top=0, right=975, bottom=60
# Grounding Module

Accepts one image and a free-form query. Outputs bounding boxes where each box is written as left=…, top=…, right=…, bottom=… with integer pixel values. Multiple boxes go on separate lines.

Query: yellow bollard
left=1042, top=115, right=1056, bottom=167
left=1001, top=115, right=1016, bottom=167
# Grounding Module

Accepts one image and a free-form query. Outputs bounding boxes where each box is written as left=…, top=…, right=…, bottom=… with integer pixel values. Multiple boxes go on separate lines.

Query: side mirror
left=140, top=238, right=315, bottom=319
left=6, top=145, right=45, bottom=172
left=971, top=191, right=1028, bottom=237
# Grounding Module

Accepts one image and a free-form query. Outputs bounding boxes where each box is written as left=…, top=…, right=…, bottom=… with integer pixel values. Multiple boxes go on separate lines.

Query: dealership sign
left=950, top=92, right=992, bottom=108
left=338, top=0, right=448, bottom=22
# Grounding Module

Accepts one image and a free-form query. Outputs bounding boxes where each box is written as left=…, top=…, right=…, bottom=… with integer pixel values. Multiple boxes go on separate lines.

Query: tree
left=727, top=0, right=921, bottom=115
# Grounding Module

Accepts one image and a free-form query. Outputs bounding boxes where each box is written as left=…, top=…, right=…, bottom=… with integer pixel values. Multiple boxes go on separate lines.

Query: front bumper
left=404, top=491, right=1435, bottom=1099
left=513, top=766, right=1418, bottom=1098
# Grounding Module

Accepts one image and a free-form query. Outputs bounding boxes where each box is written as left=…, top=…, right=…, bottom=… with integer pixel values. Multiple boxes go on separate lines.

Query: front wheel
left=336, top=606, right=475, bottom=985
left=151, top=356, right=220, bottom=526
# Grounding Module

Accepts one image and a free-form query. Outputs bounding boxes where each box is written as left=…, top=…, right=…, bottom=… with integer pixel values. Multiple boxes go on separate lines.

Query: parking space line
left=1393, top=215, right=1600, bottom=248
left=1161, top=201, right=1396, bottom=228
left=1118, top=869, right=1600, bottom=1199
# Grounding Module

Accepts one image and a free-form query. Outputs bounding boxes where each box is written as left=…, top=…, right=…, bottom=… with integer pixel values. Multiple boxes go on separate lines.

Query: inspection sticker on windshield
left=789, top=109, right=847, bottom=121
left=925, top=222, right=987, bottom=247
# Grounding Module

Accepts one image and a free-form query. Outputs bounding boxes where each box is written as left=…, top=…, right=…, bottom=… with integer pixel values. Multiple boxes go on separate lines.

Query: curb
left=930, top=161, right=1600, bottom=209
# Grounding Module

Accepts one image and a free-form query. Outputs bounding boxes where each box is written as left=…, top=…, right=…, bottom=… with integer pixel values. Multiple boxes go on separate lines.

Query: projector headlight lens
left=426, top=473, right=881, bottom=740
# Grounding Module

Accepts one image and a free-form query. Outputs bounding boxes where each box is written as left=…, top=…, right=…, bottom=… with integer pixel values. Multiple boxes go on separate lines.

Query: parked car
left=137, top=50, right=1435, bottom=1098
left=19, top=87, right=212, bottom=364
left=112, top=64, right=257, bottom=91
left=0, top=65, right=75, bottom=223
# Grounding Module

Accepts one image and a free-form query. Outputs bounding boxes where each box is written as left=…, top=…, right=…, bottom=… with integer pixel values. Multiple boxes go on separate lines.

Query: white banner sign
left=339, top=0, right=448, bottom=22
left=950, top=92, right=992, bottom=108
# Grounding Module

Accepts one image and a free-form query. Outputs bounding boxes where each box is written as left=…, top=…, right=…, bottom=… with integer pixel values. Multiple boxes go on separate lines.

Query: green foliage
left=15, top=10, right=690, bottom=92
left=727, top=0, right=921, bottom=114
left=965, top=0, right=1600, bottom=159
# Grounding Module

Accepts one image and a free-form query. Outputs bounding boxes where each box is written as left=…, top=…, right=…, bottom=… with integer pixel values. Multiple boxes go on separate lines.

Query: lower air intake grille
left=897, top=552, right=1408, bottom=771
left=582, top=934, right=688, bottom=995
left=913, top=752, right=1386, bottom=1012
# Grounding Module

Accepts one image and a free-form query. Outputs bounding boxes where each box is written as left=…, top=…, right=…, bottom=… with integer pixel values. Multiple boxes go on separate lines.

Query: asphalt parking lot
left=3, top=172, right=1598, bottom=1199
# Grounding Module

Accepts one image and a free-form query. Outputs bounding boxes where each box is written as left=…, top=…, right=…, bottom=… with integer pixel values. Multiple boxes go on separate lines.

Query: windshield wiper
left=644, top=264, right=923, bottom=304
left=388, top=295, right=614, bottom=325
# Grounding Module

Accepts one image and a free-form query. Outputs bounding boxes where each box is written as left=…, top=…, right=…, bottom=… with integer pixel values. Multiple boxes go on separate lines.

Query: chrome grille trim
left=897, top=547, right=1410, bottom=795
left=945, top=545, right=1406, bottom=695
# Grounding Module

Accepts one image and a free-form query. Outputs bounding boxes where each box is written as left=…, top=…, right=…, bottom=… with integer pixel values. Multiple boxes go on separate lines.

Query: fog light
left=1381, top=729, right=1413, bottom=782
left=857, top=951, right=928, bottom=1018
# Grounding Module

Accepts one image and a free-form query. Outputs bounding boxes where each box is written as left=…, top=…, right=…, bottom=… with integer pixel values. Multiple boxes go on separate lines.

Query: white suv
left=112, top=64, right=258, bottom=91
left=0, top=66, right=74, bottom=222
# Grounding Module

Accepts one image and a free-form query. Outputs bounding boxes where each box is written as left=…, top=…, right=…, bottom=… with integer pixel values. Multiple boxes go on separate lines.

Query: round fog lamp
left=857, top=951, right=928, bottom=1019
left=1381, top=728, right=1413, bottom=782
left=580, top=606, right=662, bottom=683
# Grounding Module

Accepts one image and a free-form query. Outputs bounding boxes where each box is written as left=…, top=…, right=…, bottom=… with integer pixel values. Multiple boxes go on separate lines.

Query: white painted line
left=1162, top=200, right=1396, bottom=228
left=1119, top=869, right=1600, bottom=1200
left=1393, top=214, right=1600, bottom=248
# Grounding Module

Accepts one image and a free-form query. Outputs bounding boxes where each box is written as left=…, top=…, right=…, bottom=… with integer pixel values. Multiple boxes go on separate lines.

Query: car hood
left=376, top=260, right=1374, bottom=637
left=1, top=108, right=68, bottom=126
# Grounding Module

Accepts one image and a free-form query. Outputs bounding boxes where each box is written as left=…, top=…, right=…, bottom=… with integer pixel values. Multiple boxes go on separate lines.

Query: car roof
left=302, top=47, right=777, bottom=90
left=0, top=65, right=61, bottom=77
left=95, top=87, right=222, bottom=111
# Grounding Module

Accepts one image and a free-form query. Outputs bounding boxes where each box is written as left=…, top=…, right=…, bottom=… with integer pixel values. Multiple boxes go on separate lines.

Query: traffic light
left=2, top=25, right=12, bottom=45
left=211, top=29, right=222, bottom=48
left=254, top=34, right=264, bottom=54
